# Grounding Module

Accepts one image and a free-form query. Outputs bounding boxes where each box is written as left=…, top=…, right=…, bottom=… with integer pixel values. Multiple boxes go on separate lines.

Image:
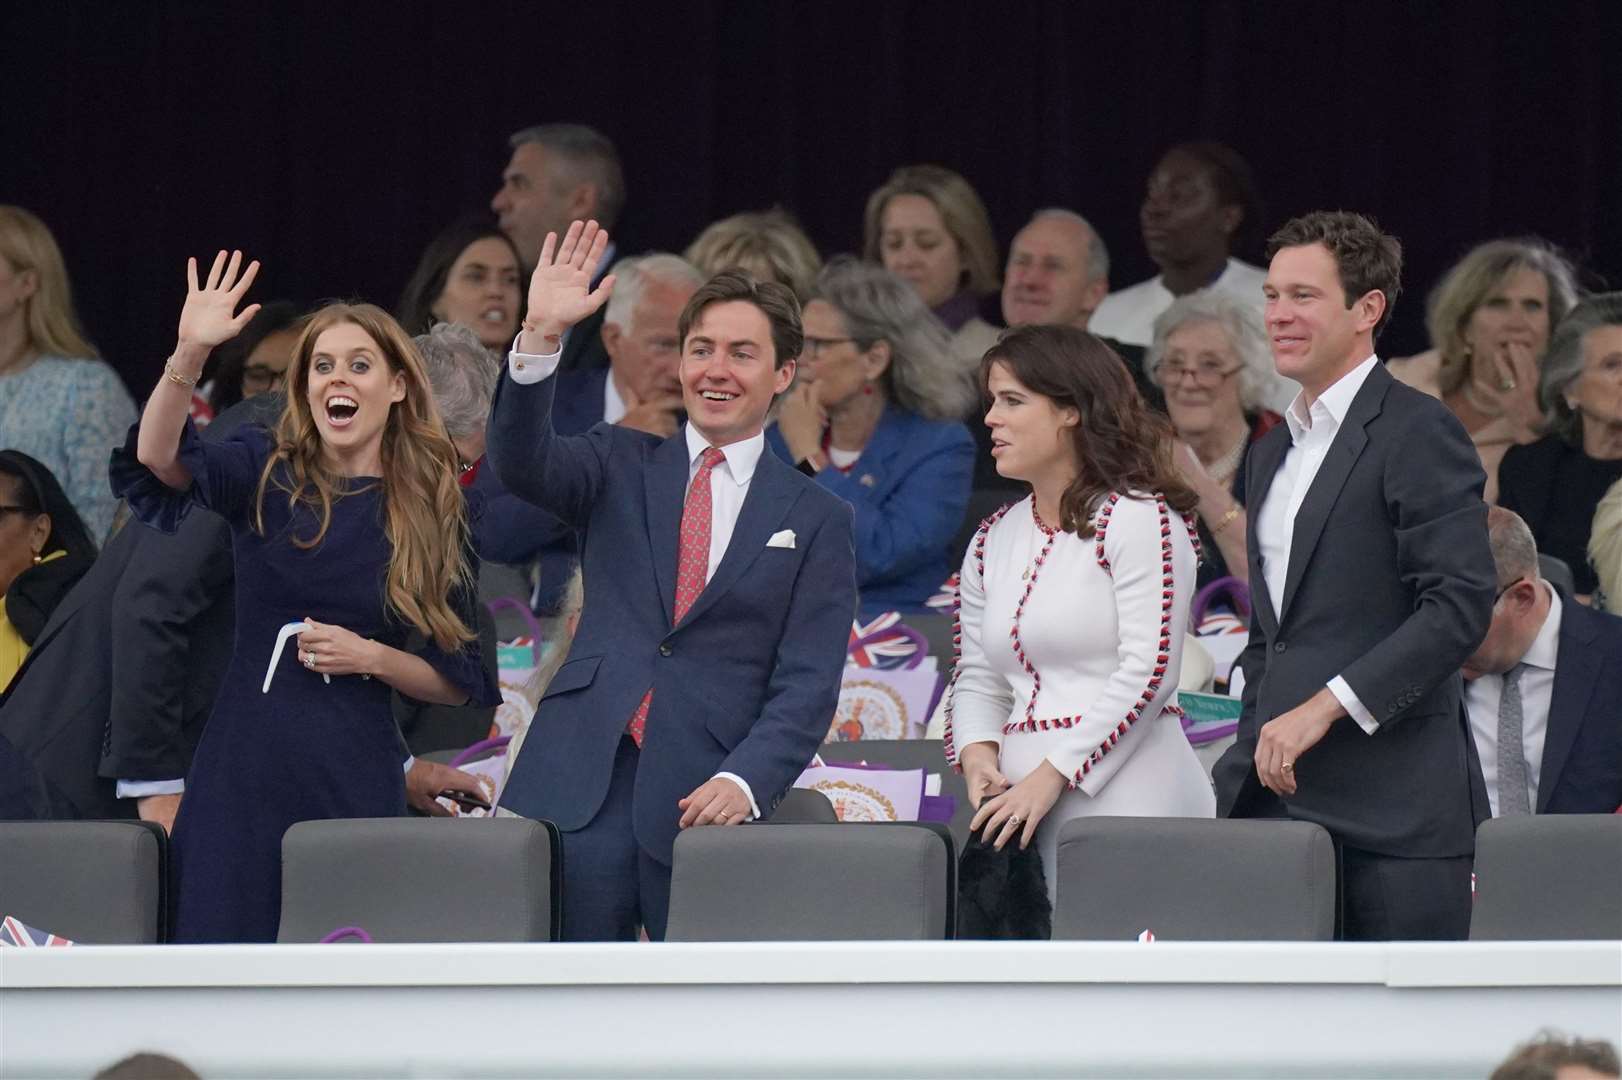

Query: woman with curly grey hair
left=1497, top=293, right=1622, bottom=599
left=769, top=257, right=976, bottom=614
left=1146, top=289, right=1288, bottom=588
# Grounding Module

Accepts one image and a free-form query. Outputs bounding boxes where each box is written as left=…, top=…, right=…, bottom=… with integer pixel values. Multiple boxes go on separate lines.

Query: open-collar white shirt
left=1254, top=354, right=1381, bottom=734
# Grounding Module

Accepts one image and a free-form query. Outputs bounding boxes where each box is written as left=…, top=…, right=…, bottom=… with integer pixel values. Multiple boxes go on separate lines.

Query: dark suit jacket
left=486, top=369, right=857, bottom=864
left=0, top=475, right=236, bottom=822
left=471, top=366, right=607, bottom=613
left=1213, top=362, right=1497, bottom=857
left=766, top=404, right=973, bottom=615
left=1536, top=599, right=1622, bottom=814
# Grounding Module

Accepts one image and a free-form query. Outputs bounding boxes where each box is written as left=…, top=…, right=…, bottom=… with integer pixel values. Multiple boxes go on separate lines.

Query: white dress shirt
left=1465, top=584, right=1561, bottom=816
left=508, top=340, right=763, bottom=817
left=1090, top=259, right=1266, bottom=344
left=603, top=370, right=627, bottom=425
left=1254, top=354, right=1381, bottom=734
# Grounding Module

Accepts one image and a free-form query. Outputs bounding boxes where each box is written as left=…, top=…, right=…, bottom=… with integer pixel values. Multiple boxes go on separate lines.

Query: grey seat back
left=0, top=821, right=165, bottom=943
left=277, top=817, right=559, bottom=942
left=666, top=823, right=953, bottom=940
left=1470, top=814, right=1622, bottom=940
left=1052, top=817, right=1336, bottom=940
left=816, top=739, right=971, bottom=850
left=766, top=787, right=837, bottom=823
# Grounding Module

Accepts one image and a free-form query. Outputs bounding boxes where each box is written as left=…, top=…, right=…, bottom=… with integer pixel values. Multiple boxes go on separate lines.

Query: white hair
left=1146, top=289, right=1280, bottom=413
left=603, top=252, right=706, bottom=331
left=415, top=322, right=498, bottom=439
left=1030, top=207, right=1110, bottom=282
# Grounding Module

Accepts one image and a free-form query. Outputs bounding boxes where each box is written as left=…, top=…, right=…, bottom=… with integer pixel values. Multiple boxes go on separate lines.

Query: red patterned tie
left=627, top=447, right=726, bottom=747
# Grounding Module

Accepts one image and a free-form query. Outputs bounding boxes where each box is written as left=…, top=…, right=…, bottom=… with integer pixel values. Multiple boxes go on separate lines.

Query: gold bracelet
left=1211, top=504, right=1242, bottom=536
left=163, top=360, right=199, bottom=389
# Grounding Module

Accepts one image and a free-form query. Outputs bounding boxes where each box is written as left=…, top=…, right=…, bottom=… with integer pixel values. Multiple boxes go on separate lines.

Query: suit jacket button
left=659, top=643, right=673, bottom=657
left=1274, top=641, right=1287, bottom=653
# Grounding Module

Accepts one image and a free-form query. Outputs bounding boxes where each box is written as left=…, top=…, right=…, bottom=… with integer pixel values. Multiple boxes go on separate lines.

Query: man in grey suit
left=1213, top=211, right=1496, bottom=940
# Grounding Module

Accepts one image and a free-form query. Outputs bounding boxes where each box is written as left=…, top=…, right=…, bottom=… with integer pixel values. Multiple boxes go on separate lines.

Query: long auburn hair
left=981, top=325, right=1198, bottom=537
left=255, top=302, right=474, bottom=650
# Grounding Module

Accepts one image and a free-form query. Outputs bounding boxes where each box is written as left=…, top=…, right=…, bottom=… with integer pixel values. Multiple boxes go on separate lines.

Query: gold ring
left=1281, top=762, right=1294, bottom=773
left=1500, top=379, right=1515, bottom=392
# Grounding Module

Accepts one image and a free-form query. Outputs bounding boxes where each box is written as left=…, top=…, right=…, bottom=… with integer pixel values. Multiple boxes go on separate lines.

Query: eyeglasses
left=803, top=336, right=861, bottom=359
left=1154, top=360, right=1242, bottom=387
left=1493, top=576, right=1527, bottom=604
left=241, top=365, right=285, bottom=392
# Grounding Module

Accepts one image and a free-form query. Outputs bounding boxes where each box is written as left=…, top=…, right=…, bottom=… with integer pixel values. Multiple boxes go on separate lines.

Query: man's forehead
left=508, top=142, right=552, bottom=176
left=689, top=300, right=770, bottom=339
left=1012, top=219, right=1084, bottom=260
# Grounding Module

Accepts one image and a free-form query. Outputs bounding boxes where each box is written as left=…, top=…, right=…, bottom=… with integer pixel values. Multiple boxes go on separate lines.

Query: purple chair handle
left=449, top=735, right=511, bottom=768
left=484, top=597, right=544, bottom=664
left=1192, top=576, right=1250, bottom=624
left=319, top=926, right=372, bottom=944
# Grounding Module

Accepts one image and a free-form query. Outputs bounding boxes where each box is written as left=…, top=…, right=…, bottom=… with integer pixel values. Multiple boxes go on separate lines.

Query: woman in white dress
left=947, top=324, right=1216, bottom=894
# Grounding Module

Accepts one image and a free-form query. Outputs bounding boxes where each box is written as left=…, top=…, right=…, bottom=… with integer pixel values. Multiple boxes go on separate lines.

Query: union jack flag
left=847, top=612, right=923, bottom=669
left=0, top=915, right=74, bottom=947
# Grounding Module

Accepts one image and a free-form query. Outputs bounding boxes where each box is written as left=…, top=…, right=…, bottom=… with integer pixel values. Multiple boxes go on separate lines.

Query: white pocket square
left=767, top=529, right=797, bottom=549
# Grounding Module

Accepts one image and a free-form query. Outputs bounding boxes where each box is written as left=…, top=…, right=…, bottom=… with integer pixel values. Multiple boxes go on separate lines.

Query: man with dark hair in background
left=1214, top=210, right=1496, bottom=940
left=492, top=123, right=625, bottom=372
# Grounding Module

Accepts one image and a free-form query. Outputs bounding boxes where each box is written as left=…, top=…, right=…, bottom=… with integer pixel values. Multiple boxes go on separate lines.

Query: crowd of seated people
left=3, top=121, right=1620, bottom=948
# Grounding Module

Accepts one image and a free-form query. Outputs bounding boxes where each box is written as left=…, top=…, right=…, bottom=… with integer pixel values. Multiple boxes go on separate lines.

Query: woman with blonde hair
left=864, top=165, right=1003, bottom=371
left=1388, top=238, right=1581, bottom=501
left=684, top=208, right=822, bottom=300
left=0, top=206, right=136, bottom=540
left=116, top=251, right=497, bottom=942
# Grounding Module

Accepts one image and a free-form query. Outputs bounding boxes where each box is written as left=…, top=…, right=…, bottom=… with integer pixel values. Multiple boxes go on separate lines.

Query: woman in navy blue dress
left=115, top=251, right=498, bottom=942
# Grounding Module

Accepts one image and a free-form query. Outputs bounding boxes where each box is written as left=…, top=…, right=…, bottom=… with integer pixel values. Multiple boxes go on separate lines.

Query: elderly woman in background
left=864, top=164, right=1002, bottom=371
left=1498, top=293, right=1622, bottom=599
left=769, top=258, right=975, bottom=615
left=1388, top=238, right=1581, bottom=502
left=398, top=218, right=525, bottom=354
left=684, top=209, right=822, bottom=301
left=0, top=206, right=137, bottom=541
left=0, top=451, right=98, bottom=691
left=1147, top=290, right=1285, bottom=589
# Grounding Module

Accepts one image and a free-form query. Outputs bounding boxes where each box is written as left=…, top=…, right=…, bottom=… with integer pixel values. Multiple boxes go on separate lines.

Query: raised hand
left=521, top=220, right=616, bottom=345
left=178, top=250, right=261, bottom=348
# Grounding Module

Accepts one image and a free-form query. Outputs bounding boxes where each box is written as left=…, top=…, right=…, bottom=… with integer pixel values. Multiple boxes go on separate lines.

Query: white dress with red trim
left=945, top=492, right=1215, bottom=892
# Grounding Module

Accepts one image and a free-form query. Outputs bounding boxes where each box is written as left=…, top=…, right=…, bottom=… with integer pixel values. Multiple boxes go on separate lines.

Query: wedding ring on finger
left=1500, top=379, right=1516, bottom=392
left=1007, top=815, right=1022, bottom=828
left=1281, top=761, right=1295, bottom=773
left=303, top=651, right=316, bottom=669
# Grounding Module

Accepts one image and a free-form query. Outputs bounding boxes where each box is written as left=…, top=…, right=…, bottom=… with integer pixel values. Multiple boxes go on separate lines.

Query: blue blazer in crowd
left=1531, top=597, right=1622, bottom=814
left=486, top=370, right=857, bottom=864
left=767, top=404, right=974, bottom=616
left=470, top=367, right=608, bottom=612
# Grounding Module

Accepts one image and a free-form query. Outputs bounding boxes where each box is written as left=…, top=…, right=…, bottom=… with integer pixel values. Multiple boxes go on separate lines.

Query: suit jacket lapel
left=676, top=451, right=798, bottom=630
left=1244, top=427, right=1290, bottom=637
left=1538, top=603, right=1599, bottom=812
left=644, top=434, right=690, bottom=627
left=1279, top=366, right=1388, bottom=622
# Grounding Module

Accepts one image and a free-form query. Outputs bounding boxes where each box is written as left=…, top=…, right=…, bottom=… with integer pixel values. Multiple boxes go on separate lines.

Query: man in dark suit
left=1462, top=507, right=1622, bottom=816
left=488, top=221, right=857, bottom=940
left=491, top=123, right=625, bottom=373
left=1213, top=211, right=1497, bottom=940
left=471, top=253, right=703, bottom=614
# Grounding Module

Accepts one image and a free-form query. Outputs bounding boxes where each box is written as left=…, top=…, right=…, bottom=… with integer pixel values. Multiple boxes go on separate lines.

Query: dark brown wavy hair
left=981, top=325, right=1197, bottom=536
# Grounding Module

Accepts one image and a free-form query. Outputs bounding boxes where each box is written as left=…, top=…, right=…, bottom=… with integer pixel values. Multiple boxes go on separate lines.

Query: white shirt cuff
left=713, top=772, right=761, bottom=821
left=402, top=755, right=416, bottom=774
left=1328, top=677, right=1379, bottom=735
left=117, top=779, right=185, bottom=798
left=507, top=334, right=563, bottom=385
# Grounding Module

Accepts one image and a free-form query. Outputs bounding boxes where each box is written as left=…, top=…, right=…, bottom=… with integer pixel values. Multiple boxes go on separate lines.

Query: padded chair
left=277, top=817, right=560, bottom=942
left=1538, top=553, right=1577, bottom=597
left=666, top=822, right=956, bottom=940
left=1051, top=817, right=1336, bottom=940
left=1469, top=814, right=1622, bottom=940
left=816, top=738, right=972, bottom=851
left=0, top=820, right=167, bottom=943
left=766, top=786, right=837, bottom=823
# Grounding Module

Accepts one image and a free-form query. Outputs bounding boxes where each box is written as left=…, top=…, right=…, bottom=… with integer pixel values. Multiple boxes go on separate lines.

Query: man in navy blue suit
left=488, top=221, right=857, bottom=940
left=473, top=253, right=703, bottom=613
left=1461, top=507, right=1622, bottom=816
